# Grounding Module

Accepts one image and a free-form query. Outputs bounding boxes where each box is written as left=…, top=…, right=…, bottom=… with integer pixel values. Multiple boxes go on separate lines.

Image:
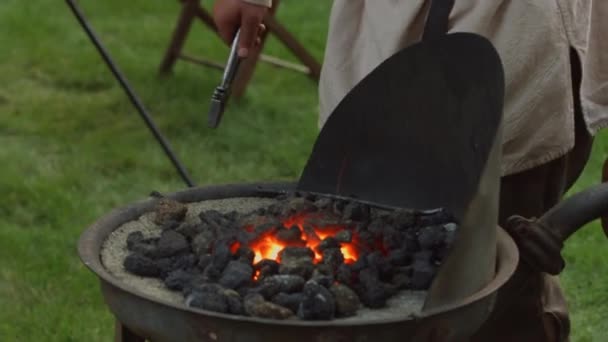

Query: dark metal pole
left=65, top=0, right=196, bottom=188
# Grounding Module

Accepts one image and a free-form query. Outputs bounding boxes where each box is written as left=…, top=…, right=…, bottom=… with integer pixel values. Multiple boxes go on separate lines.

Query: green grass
left=0, top=1, right=606, bottom=341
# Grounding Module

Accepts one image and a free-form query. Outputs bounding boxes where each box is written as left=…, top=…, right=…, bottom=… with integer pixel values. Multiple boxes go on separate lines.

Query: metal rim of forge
left=78, top=181, right=519, bottom=327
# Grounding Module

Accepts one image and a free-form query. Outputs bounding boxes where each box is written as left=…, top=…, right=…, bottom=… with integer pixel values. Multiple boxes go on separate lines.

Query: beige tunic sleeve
left=318, top=0, right=608, bottom=176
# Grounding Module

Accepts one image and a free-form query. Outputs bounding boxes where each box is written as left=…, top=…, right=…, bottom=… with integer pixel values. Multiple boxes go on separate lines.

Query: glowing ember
left=242, top=213, right=360, bottom=267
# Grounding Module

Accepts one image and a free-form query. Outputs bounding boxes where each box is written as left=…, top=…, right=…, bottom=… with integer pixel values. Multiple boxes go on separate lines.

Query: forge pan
left=79, top=182, right=519, bottom=342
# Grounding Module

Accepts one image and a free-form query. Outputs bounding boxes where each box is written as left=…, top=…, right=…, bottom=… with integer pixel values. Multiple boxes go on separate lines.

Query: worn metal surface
left=79, top=182, right=519, bottom=342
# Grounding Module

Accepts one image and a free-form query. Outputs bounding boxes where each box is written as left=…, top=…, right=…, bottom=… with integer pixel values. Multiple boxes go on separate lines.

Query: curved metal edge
left=419, top=226, right=519, bottom=318
left=78, top=181, right=518, bottom=328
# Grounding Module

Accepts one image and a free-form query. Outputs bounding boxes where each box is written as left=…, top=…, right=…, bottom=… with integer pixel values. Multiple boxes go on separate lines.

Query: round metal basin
left=78, top=182, right=519, bottom=342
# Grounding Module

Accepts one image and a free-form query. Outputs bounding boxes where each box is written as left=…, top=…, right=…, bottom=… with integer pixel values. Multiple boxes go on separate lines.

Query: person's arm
left=213, top=0, right=271, bottom=58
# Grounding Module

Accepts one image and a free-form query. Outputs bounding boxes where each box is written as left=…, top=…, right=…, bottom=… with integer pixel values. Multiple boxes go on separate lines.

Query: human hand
left=213, top=0, right=268, bottom=58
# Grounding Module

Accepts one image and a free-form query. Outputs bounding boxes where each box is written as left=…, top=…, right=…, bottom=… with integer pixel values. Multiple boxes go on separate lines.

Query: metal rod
left=65, top=0, right=196, bottom=188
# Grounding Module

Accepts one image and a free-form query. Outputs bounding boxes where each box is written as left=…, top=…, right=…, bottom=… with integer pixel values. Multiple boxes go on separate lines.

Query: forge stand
left=159, top=0, right=322, bottom=99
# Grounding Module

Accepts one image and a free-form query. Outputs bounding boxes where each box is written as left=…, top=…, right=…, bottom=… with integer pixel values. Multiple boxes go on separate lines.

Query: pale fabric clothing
left=318, top=0, right=608, bottom=176
left=242, top=0, right=272, bottom=7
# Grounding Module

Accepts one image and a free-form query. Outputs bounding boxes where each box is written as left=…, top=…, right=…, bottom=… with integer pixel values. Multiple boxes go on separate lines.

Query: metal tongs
left=207, top=30, right=242, bottom=128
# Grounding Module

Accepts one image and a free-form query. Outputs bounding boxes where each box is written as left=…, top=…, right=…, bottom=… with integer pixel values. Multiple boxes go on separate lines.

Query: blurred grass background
left=0, top=1, right=606, bottom=341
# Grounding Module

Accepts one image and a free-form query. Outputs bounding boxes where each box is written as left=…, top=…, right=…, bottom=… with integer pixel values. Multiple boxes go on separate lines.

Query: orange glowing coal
left=238, top=214, right=360, bottom=266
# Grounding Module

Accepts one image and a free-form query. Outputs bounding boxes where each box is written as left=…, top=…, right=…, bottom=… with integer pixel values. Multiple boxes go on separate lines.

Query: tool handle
left=220, top=30, right=242, bottom=89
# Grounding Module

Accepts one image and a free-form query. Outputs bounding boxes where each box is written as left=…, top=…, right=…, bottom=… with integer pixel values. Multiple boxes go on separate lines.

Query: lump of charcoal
left=283, top=197, right=317, bottom=216
left=244, top=293, right=294, bottom=319
left=322, top=248, right=344, bottom=271
left=336, top=264, right=354, bottom=286
left=313, top=197, right=332, bottom=210
left=126, top=231, right=144, bottom=250
left=257, top=275, right=306, bottom=298
left=382, top=227, right=403, bottom=251
left=192, top=230, right=216, bottom=257
left=255, top=259, right=279, bottom=280
left=129, top=238, right=160, bottom=257
left=219, top=261, right=253, bottom=289
left=155, top=230, right=189, bottom=258
left=387, top=248, right=412, bottom=267
left=224, top=289, right=245, bottom=315
left=198, top=209, right=225, bottom=226
left=415, top=210, right=453, bottom=227
left=391, top=270, right=412, bottom=290
left=417, top=226, right=445, bottom=249
left=123, top=253, right=161, bottom=277
left=342, top=202, right=370, bottom=222
left=332, top=200, right=346, bottom=215
left=334, top=230, right=352, bottom=243
left=356, top=268, right=395, bottom=308
left=311, top=268, right=333, bottom=288
left=236, top=247, right=255, bottom=264
left=153, top=198, right=187, bottom=226
left=350, top=254, right=368, bottom=273
left=154, top=257, right=176, bottom=279
left=297, top=280, right=335, bottom=320
left=411, top=256, right=437, bottom=290
left=366, top=251, right=393, bottom=279
left=389, top=209, right=416, bottom=229
left=171, top=253, right=197, bottom=271
left=254, top=221, right=281, bottom=235
left=302, top=225, right=321, bottom=244
left=211, top=244, right=232, bottom=271
left=318, top=237, right=340, bottom=252
left=187, top=291, right=228, bottom=313
left=366, top=219, right=385, bottom=238
left=330, top=284, right=361, bottom=317
left=197, top=254, right=213, bottom=271
left=276, top=225, right=303, bottom=244
left=164, top=269, right=195, bottom=291
left=271, top=292, right=305, bottom=313
left=175, top=222, right=207, bottom=240
left=278, top=247, right=315, bottom=278
left=443, top=223, right=458, bottom=245
left=160, top=219, right=181, bottom=231
left=202, top=264, right=222, bottom=283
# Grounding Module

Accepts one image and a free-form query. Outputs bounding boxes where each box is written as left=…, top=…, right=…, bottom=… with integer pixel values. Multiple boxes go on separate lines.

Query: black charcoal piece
left=235, top=246, right=255, bottom=264
left=211, top=244, right=232, bottom=271
left=224, top=289, right=245, bottom=315
left=417, top=226, right=445, bottom=249
left=313, top=197, right=332, bottom=210
left=258, top=275, right=306, bottom=298
left=391, top=272, right=412, bottom=290
left=311, top=268, right=334, bottom=288
left=255, top=259, right=280, bottom=279
left=279, top=247, right=315, bottom=277
left=197, top=254, right=213, bottom=270
left=389, top=209, right=416, bottom=229
left=155, top=230, right=189, bottom=258
left=366, top=251, right=393, bottom=279
left=382, top=227, right=403, bottom=250
left=164, top=269, right=195, bottom=291
left=284, top=197, right=317, bottom=215
left=330, top=283, right=361, bottom=317
left=387, top=248, right=412, bottom=266
left=254, top=221, right=280, bottom=235
left=297, top=281, right=335, bottom=320
left=244, top=293, right=294, bottom=319
left=276, top=225, right=303, bottom=244
left=126, top=231, right=144, bottom=250
left=350, top=255, right=369, bottom=273
left=356, top=268, right=394, bottom=308
left=198, top=209, right=225, bottom=226
left=202, top=264, right=222, bottom=282
left=322, top=248, right=344, bottom=271
left=271, top=292, right=305, bottom=313
left=187, top=291, right=228, bottom=313
left=334, top=230, right=352, bottom=243
left=192, top=230, right=216, bottom=256
left=219, top=261, right=253, bottom=289
left=318, top=237, right=340, bottom=251
left=411, top=259, right=436, bottom=290
left=332, top=200, right=346, bottom=214
left=336, top=264, right=354, bottom=286
left=342, top=202, right=370, bottom=222
left=154, top=257, right=175, bottom=279
left=160, top=219, right=181, bottom=231
left=124, top=253, right=161, bottom=277
left=175, top=222, right=207, bottom=239
left=302, top=225, right=321, bottom=244
left=171, top=253, right=197, bottom=270
left=366, top=219, right=385, bottom=238
left=279, top=262, right=314, bottom=279
left=443, top=223, right=458, bottom=245
left=154, top=198, right=187, bottom=226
